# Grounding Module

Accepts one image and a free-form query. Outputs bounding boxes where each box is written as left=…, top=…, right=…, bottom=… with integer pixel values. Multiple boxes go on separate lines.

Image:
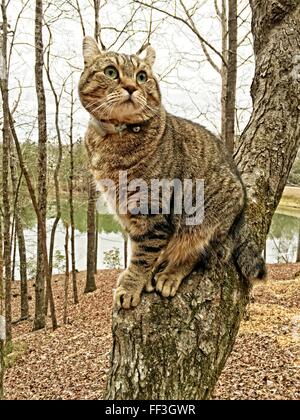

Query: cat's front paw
left=114, top=286, right=142, bottom=309
left=155, top=271, right=182, bottom=298
left=114, top=271, right=142, bottom=309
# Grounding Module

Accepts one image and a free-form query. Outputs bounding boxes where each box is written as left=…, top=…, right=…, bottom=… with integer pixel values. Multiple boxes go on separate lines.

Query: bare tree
left=95, top=212, right=99, bottom=274
left=84, top=0, right=105, bottom=294
left=0, top=216, right=4, bottom=400
left=10, top=148, right=29, bottom=320
left=33, top=0, right=48, bottom=330
left=123, top=232, right=128, bottom=269
left=63, top=224, right=70, bottom=325
left=34, top=0, right=57, bottom=330
left=296, top=227, right=300, bottom=263
left=44, top=25, right=64, bottom=315
left=68, top=86, right=79, bottom=304
left=225, top=0, right=238, bottom=153
left=0, top=0, right=12, bottom=343
left=106, top=0, right=300, bottom=399
left=85, top=177, right=97, bottom=293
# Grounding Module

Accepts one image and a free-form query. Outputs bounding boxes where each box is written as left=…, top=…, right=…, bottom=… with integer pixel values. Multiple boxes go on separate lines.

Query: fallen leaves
left=4, top=265, right=300, bottom=400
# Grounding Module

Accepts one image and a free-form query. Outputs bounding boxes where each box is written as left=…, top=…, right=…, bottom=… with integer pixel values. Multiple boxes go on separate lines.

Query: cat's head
left=79, top=37, right=161, bottom=125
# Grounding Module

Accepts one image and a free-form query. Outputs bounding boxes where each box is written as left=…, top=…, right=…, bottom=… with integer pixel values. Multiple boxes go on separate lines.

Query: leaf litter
left=4, top=264, right=300, bottom=400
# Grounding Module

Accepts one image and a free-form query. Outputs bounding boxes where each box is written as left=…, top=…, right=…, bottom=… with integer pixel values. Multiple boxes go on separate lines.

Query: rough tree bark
left=10, top=150, right=29, bottom=320
left=0, top=0, right=12, bottom=343
left=69, top=88, right=79, bottom=304
left=33, top=0, right=57, bottom=331
left=0, top=217, right=4, bottom=400
left=33, top=0, right=47, bottom=330
left=84, top=1, right=101, bottom=294
left=123, top=233, right=128, bottom=269
left=63, top=225, right=70, bottom=325
left=44, top=36, right=63, bottom=316
left=220, top=0, right=228, bottom=144
left=106, top=1, right=300, bottom=400
left=85, top=177, right=97, bottom=293
left=296, top=227, right=300, bottom=263
left=95, top=212, right=99, bottom=275
left=224, top=0, right=237, bottom=153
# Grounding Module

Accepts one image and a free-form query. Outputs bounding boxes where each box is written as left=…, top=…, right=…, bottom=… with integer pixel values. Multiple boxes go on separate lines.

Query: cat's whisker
left=93, top=99, right=116, bottom=114
left=86, top=99, right=104, bottom=110
left=86, top=92, right=122, bottom=113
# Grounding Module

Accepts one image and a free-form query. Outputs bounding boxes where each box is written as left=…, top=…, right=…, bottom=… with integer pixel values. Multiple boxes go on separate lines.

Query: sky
left=3, top=0, right=254, bottom=144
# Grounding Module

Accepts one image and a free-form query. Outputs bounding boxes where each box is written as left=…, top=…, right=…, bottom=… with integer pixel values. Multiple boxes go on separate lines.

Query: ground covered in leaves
left=4, top=264, right=300, bottom=400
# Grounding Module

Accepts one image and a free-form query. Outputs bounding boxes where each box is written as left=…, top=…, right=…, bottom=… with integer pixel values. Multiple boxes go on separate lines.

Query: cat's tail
left=233, top=239, right=267, bottom=280
left=231, top=211, right=267, bottom=281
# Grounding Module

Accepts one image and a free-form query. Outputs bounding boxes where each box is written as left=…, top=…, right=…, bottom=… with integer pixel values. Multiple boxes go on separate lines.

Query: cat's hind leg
left=152, top=228, right=216, bottom=297
left=154, top=260, right=196, bottom=297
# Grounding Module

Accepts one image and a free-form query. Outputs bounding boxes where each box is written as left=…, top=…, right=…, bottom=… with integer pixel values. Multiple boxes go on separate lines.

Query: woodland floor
left=4, top=264, right=300, bottom=400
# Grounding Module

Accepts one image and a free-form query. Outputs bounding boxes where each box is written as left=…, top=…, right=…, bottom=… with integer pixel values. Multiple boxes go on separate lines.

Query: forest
left=0, top=0, right=300, bottom=402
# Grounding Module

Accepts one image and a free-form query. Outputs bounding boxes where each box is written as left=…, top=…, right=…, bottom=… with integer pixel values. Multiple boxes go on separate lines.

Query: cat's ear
left=137, top=44, right=156, bottom=67
left=83, top=36, right=102, bottom=67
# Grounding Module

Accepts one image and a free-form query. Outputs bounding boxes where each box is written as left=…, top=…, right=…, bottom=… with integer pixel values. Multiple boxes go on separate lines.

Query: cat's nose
left=124, top=85, right=137, bottom=95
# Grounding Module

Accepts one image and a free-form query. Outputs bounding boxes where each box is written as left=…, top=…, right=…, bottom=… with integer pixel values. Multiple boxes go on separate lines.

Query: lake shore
left=280, top=186, right=300, bottom=209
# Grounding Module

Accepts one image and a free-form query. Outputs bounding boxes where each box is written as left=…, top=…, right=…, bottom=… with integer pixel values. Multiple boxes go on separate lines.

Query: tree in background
left=0, top=218, right=4, bottom=400
left=33, top=0, right=48, bottom=330
left=67, top=86, right=79, bottom=304
left=0, top=0, right=12, bottom=344
left=10, top=147, right=28, bottom=320
left=225, top=0, right=237, bottom=152
left=28, top=0, right=57, bottom=331
left=85, top=177, right=97, bottom=293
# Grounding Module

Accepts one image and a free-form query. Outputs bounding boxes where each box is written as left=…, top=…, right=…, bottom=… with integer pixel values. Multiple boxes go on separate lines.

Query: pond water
left=267, top=207, right=300, bottom=264
left=13, top=201, right=300, bottom=280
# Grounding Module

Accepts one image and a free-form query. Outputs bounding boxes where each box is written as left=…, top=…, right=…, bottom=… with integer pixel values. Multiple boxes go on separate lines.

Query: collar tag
left=132, top=126, right=141, bottom=133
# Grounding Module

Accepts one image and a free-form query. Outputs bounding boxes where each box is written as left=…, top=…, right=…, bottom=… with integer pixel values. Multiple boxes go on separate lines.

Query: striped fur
left=79, top=37, right=266, bottom=309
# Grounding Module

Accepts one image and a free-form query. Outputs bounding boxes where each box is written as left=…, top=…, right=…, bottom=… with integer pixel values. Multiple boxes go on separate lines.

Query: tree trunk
left=44, top=46, right=63, bottom=316
left=220, top=0, right=228, bottom=143
left=33, top=0, right=57, bottom=331
left=0, top=314, right=4, bottom=400
left=106, top=1, right=300, bottom=400
left=0, top=217, right=5, bottom=400
left=85, top=177, right=97, bottom=293
left=64, top=225, right=70, bottom=325
left=123, top=233, right=128, bottom=269
left=296, top=226, right=300, bottom=263
left=0, top=0, right=12, bottom=344
left=83, top=0, right=102, bottom=294
left=0, top=217, right=4, bottom=315
left=69, top=89, right=79, bottom=304
left=33, top=0, right=47, bottom=330
left=95, top=212, right=99, bottom=275
left=224, top=0, right=237, bottom=153
left=10, top=150, right=29, bottom=320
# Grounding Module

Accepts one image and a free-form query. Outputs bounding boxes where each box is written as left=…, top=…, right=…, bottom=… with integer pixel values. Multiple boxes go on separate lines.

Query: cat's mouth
left=87, top=92, right=147, bottom=124
left=116, top=96, right=143, bottom=113
left=119, top=94, right=138, bottom=106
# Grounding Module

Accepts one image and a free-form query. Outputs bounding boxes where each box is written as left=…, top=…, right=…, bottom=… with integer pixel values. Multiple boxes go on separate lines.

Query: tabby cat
left=79, top=36, right=266, bottom=309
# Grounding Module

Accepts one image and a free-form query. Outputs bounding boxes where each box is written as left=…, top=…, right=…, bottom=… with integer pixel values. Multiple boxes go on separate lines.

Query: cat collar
left=91, top=117, right=142, bottom=136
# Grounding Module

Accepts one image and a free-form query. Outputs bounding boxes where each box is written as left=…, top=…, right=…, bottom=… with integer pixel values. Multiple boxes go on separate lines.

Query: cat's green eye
left=136, top=71, right=148, bottom=84
left=104, top=66, right=119, bottom=80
